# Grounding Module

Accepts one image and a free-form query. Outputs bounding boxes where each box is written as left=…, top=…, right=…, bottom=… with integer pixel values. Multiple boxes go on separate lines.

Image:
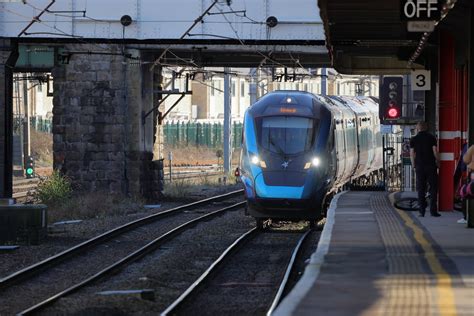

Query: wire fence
left=30, top=116, right=52, bottom=133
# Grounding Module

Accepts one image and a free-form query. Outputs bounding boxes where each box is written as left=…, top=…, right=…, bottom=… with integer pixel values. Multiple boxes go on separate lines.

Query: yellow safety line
left=389, top=193, right=457, bottom=316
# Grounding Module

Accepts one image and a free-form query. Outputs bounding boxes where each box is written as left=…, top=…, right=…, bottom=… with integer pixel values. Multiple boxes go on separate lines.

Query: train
left=238, top=90, right=384, bottom=228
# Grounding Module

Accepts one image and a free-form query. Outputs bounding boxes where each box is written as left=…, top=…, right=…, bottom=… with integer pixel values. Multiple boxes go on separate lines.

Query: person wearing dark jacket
left=409, top=122, right=441, bottom=217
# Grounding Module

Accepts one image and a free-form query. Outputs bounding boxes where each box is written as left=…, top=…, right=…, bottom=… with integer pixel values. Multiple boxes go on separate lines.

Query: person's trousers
left=415, top=165, right=438, bottom=214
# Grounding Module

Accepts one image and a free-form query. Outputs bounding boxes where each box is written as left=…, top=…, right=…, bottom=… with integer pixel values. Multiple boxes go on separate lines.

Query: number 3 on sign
left=411, top=70, right=431, bottom=91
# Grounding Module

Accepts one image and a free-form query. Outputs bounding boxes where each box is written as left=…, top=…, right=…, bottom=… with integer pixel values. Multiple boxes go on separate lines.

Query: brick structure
left=52, top=44, right=163, bottom=200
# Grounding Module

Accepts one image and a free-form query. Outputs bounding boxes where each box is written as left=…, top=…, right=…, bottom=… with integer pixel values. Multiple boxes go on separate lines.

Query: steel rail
left=161, top=227, right=258, bottom=316
left=18, top=201, right=246, bottom=315
left=266, top=229, right=312, bottom=316
left=164, top=171, right=224, bottom=181
left=0, top=189, right=243, bottom=290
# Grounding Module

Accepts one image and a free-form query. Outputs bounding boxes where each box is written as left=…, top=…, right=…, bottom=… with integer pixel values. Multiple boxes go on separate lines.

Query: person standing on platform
left=409, top=122, right=441, bottom=217
left=454, top=143, right=468, bottom=224
left=460, top=144, right=474, bottom=222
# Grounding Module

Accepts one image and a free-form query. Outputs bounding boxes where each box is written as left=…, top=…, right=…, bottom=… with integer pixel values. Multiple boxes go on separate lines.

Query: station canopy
left=317, top=0, right=470, bottom=74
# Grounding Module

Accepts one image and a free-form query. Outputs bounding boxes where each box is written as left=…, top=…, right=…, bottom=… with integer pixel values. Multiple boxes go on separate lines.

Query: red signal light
left=387, top=106, right=399, bottom=119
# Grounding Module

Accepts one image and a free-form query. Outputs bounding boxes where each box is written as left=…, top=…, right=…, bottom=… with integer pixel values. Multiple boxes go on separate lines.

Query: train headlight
left=312, top=157, right=321, bottom=167
left=304, top=157, right=321, bottom=169
left=250, top=155, right=267, bottom=168
left=251, top=155, right=260, bottom=165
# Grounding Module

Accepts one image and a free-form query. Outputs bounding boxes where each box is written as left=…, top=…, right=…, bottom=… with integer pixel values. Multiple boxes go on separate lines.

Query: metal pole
left=467, top=7, right=474, bottom=228
left=402, top=126, right=412, bottom=192
left=321, top=68, right=327, bottom=96
left=223, top=67, right=232, bottom=174
left=1, top=40, right=18, bottom=200
left=168, top=151, right=172, bottom=182
left=23, top=79, right=31, bottom=161
left=249, top=68, right=257, bottom=105
left=382, top=135, right=387, bottom=190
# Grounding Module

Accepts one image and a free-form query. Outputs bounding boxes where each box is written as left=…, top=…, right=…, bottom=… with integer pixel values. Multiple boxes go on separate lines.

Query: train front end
left=239, top=91, right=333, bottom=222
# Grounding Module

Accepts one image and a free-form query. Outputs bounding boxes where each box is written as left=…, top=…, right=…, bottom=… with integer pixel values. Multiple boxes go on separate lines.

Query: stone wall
left=52, top=44, right=163, bottom=200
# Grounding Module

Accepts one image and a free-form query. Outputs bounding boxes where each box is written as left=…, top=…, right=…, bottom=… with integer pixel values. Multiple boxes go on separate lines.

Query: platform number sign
left=411, top=70, right=431, bottom=91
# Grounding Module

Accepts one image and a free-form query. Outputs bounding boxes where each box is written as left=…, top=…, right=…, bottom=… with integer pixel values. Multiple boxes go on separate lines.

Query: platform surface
left=275, top=191, right=474, bottom=316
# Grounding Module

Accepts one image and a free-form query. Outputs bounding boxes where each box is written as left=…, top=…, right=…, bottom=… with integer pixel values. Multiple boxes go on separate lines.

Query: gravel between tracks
left=0, top=185, right=241, bottom=279
left=1, top=183, right=322, bottom=315
left=39, top=207, right=254, bottom=315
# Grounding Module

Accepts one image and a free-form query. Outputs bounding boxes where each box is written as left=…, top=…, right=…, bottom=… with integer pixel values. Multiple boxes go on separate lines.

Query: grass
left=163, top=171, right=241, bottom=201
left=30, top=128, right=53, bottom=167
left=46, top=192, right=146, bottom=224
left=163, top=145, right=241, bottom=167
left=35, top=171, right=72, bottom=205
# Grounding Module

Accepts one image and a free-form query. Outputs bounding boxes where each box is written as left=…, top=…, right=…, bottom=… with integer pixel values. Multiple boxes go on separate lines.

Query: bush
left=35, top=171, right=72, bottom=205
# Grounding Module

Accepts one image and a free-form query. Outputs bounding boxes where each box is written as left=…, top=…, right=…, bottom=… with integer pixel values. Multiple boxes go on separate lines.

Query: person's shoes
left=457, top=218, right=467, bottom=224
left=431, top=212, right=441, bottom=217
left=418, top=210, right=425, bottom=217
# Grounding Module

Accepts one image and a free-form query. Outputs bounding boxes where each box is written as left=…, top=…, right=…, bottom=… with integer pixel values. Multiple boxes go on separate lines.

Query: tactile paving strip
left=370, top=193, right=436, bottom=316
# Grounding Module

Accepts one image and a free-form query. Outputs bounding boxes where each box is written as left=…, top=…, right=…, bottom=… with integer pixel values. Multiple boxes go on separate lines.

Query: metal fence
left=18, top=117, right=244, bottom=150
left=163, top=121, right=243, bottom=149
left=31, top=116, right=52, bottom=133
left=383, top=131, right=404, bottom=191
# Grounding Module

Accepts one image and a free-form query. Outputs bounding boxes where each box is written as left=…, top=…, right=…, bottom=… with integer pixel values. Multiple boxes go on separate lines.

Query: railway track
left=11, top=166, right=229, bottom=200
left=0, top=190, right=244, bottom=315
left=12, top=177, right=40, bottom=201
left=162, top=227, right=316, bottom=316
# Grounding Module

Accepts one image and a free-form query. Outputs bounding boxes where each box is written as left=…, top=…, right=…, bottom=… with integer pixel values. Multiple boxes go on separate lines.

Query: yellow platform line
left=389, top=193, right=457, bottom=316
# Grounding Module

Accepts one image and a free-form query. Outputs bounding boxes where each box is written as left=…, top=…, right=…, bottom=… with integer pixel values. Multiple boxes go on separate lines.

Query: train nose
left=261, top=171, right=307, bottom=187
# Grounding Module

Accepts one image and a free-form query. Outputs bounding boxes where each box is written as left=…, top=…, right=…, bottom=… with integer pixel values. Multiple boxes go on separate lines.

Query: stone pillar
left=52, top=44, right=126, bottom=193
left=125, top=51, right=158, bottom=199
left=52, top=44, right=159, bottom=200
left=0, top=40, right=18, bottom=199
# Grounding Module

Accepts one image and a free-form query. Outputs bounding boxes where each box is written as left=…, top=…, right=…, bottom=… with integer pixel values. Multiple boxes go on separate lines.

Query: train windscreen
left=258, top=116, right=316, bottom=155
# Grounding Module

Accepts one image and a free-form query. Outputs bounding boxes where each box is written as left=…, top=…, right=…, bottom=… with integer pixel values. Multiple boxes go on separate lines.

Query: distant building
left=161, top=68, right=379, bottom=122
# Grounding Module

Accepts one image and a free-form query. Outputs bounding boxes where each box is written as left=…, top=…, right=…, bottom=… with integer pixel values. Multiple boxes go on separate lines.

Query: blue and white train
left=238, top=91, right=383, bottom=228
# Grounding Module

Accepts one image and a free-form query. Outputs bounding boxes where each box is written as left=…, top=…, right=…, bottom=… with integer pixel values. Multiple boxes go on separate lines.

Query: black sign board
left=400, top=0, right=442, bottom=21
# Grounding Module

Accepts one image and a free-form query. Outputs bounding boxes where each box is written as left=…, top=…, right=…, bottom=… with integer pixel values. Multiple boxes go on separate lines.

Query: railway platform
left=274, top=191, right=474, bottom=316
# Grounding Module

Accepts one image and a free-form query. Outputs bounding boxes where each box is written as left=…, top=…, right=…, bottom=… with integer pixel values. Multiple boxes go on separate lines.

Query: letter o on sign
left=404, top=0, right=416, bottom=18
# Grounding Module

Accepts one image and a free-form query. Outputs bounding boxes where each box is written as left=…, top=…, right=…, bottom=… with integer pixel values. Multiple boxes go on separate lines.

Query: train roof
left=248, top=90, right=320, bottom=117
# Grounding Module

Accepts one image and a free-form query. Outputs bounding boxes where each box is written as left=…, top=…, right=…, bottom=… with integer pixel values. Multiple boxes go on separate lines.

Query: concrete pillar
left=223, top=67, right=232, bottom=173
left=191, top=73, right=209, bottom=119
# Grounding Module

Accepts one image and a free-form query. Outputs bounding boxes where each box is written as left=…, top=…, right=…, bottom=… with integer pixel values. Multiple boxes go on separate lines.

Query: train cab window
left=257, top=116, right=317, bottom=155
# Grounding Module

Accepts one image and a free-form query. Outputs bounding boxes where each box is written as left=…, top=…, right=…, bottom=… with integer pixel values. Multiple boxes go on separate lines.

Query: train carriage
left=239, top=91, right=383, bottom=228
